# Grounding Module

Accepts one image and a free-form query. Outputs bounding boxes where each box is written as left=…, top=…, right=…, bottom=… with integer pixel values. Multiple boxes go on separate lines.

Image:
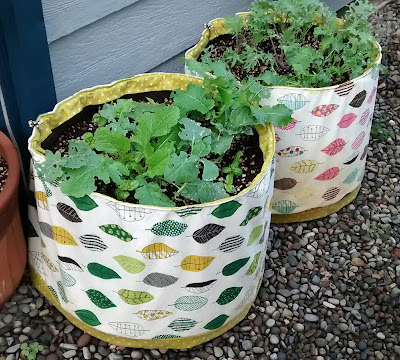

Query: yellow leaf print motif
left=290, top=160, right=321, bottom=173
left=295, top=187, right=315, bottom=201
left=180, top=256, right=215, bottom=272
left=35, top=191, right=48, bottom=210
left=51, top=226, right=78, bottom=246
left=42, top=253, right=58, bottom=272
left=137, top=243, right=179, bottom=260
left=135, top=310, right=172, bottom=321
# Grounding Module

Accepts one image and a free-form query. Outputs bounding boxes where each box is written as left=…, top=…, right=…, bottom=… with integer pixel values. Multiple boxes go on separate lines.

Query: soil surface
left=48, top=95, right=263, bottom=206
left=201, top=30, right=349, bottom=85
left=0, top=155, right=8, bottom=193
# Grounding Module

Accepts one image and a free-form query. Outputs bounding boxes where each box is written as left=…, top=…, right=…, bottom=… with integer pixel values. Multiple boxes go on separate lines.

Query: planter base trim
left=31, top=267, right=256, bottom=349
left=271, top=186, right=360, bottom=224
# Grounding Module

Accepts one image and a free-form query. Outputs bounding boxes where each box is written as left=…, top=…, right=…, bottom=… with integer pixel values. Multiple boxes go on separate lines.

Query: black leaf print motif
left=349, top=90, right=367, bottom=108
left=143, top=273, right=178, bottom=288
left=57, top=255, right=83, bottom=272
left=184, top=280, right=217, bottom=294
left=79, top=235, right=108, bottom=252
left=217, top=236, right=245, bottom=253
left=56, top=203, right=82, bottom=222
left=192, top=224, right=225, bottom=244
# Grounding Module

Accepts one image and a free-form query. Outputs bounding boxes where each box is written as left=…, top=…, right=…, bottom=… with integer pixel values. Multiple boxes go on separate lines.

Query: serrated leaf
left=118, top=289, right=154, bottom=305
left=113, top=256, right=146, bottom=274
left=216, top=287, right=242, bottom=305
left=222, top=257, right=250, bottom=276
left=251, top=104, right=293, bottom=127
left=204, top=314, right=229, bottom=330
left=192, top=136, right=212, bottom=157
left=86, top=289, right=116, bottom=309
left=211, top=200, right=242, bottom=218
left=171, top=84, right=214, bottom=115
left=210, top=134, right=233, bottom=155
left=143, top=273, right=178, bottom=288
left=75, top=309, right=101, bottom=326
left=192, top=223, right=225, bottom=244
left=135, top=183, right=175, bottom=207
left=248, top=225, right=264, bottom=245
left=87, top=262, right=121, bottom=279
left=171, top=296, right=208, bottom=311
left=35, top=151, right=64, bottom=182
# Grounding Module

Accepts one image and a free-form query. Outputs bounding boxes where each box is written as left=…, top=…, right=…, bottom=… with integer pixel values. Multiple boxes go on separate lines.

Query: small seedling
left=223, top=151, right=243, bottom=193
left=20, top=342, right=44, bottom=360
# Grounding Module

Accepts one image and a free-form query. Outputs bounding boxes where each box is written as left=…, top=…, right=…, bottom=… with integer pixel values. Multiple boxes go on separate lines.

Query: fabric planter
left=28, top=73, right=276, bottom=349
left=185, top=14, right=382, bottom=223
left=0, top=131, right=26, bottom=307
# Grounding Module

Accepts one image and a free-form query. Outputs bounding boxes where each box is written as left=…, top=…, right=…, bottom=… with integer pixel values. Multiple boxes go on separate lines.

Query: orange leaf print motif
left=321, top=138, right=346, bottom=156
left=351, top=131, right=366, bottom=150
left=278, top=118, right=298, bottom=130
left=312, top=104, right=339, bottom=117
left=314, top=167, right=340, bottom=181
left=337, top=113, right=357, bottom=128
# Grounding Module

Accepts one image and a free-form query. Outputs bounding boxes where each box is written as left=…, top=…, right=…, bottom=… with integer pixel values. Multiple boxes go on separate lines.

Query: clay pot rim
left=0, top=131, right=20, bottom=215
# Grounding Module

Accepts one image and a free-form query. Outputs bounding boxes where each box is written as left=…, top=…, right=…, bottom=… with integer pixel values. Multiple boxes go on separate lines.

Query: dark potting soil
left=0, top=155, right=8, bottom=193
left=201, top=30, right=349, bottom=86
left=46, top=92, right=264, bottom=207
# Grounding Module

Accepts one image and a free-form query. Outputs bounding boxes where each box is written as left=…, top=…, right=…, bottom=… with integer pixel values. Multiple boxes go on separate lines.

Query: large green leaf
left=93, top=127, right=131, bottom=155
left=135, top=183, right=175, bottom=207
left=172, top=84, right=214, bottom=115
left=164, top=152, right=199, bottom=184
left=178, top=118, right=212, bottom=142
left=180, top=181, right=228, bottom=203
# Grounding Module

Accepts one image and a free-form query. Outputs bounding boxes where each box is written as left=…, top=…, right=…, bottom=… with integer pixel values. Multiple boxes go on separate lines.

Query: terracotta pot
left=0, top=131, right=26, bottom=307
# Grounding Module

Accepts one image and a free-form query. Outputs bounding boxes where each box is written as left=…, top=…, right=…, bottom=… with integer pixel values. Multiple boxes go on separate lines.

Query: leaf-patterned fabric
left=27, top=73, right=276, bottom=349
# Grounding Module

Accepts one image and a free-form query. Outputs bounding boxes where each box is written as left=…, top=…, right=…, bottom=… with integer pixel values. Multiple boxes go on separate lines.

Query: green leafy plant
left=223, top=151, right=243, bottom=193
left=20, top=343, right=44, bottom=360
left=36, top=64, right=292, bottom=207
left=200, top=0, right=381, bottom=87
left=371, top=117, right=394, bottom=142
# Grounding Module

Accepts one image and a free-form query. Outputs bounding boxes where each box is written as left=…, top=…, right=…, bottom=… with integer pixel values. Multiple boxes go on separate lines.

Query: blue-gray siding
left=41, top=0, right=351, bottom=101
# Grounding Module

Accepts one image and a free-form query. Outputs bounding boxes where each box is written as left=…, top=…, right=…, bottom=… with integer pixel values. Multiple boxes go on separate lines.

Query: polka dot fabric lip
left=185, top=15, right=382, bottom=223
left=27, top=73, right=276, bottom=348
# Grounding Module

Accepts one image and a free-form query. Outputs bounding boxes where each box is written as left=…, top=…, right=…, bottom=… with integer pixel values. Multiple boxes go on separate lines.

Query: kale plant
left=201, top=0, right=381, bottom=87
left=36, top=62, right=292, bottom=207
left=21, top=343, right=44, bottom=360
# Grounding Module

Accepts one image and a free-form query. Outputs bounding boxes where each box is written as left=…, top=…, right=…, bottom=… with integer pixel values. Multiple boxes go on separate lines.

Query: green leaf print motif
left=48, top=285, right=59, bottom=303
left=113, top=256, right=146, bottom=274
left=240, top=206, right=262, bottom=226
left=87, top=263, right=121, bottom=279
left=57, top=281, right=69, bottom=303
left=86, top=289, right=116, bottom=309
left=222, top=257, right=250, bottom=276
left=118, top=290, right=154, bottom=305
left=170, top=296, right=208, bottom=311
left=246, top=252, right=261, bottom=275
left=211, top=200, right=242, bottom=218
left=69, top=195, right=98, bottom=211
left=168, top=318, right=197, bottom=332
left=152, top=334, right=181, bottom=340
left=99, top=224, right=133, bottom=242
left=204, top=314, right=229, bottom=330
left=150, top=220, right=188, bottom=236
left=75, top=309, right=101, bottom=326
left=216, top=287, right=242, bottom=305
left=247, top=225, right=264, bottom=246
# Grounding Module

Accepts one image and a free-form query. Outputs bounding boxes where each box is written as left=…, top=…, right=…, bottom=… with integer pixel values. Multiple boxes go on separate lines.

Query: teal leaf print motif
left=278, top=93, right=308, bottom=110
left=109, top=322, right=146, bottom=337
left=75, top=309, right=101, bottom=326
left=170, top=296, right=208, bottom=311
left=204, top=314, right=229, bottom=330
left=69, top=195, right=98, bottom=211
left=87, top=262, right=121, bottom=279
left=247, top=225, right=264, bottom=246
left=246, top=252, right=262, bottom=275
left=57, top=281, right=68, bottom=303
left=216, top=287, right=242, bottom=305
left=143, top=273, right=178, bottom=288
left=222, top=257, right=250, bottom=276
left=42, top=181, right=52, bottom=198
left=184, top=279, right=217, bottom=294
left=60, top=268, right=76, bottom=287
left=175, top=207, right=202, bottom=217
left=343, top=168, right=359, bottom=184
left=211, top=200, right=241, bottom=218
left=217, top=236, right=244, bottom=253
left=152, top=334, right=181, bottom=340
left=86, top=289, right=116, bottom=309
left=113, top=256, right=146, bottom=274
left=99, top=224, right=133, bottom=242
left=240, top=206, right=262, bottom=226
left=150, top=220, right=188, bottom=236
left=192, top=223, right=225, bottom=244
left=48, top=285, right=59, bottom=303
left=168, top=318, right=197, bottom=332
left=272, top=200, right=298, bottom=214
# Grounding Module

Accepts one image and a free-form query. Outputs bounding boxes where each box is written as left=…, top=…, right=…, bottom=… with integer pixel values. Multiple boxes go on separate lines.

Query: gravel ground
left=1, top=2, right=400, bottom=360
